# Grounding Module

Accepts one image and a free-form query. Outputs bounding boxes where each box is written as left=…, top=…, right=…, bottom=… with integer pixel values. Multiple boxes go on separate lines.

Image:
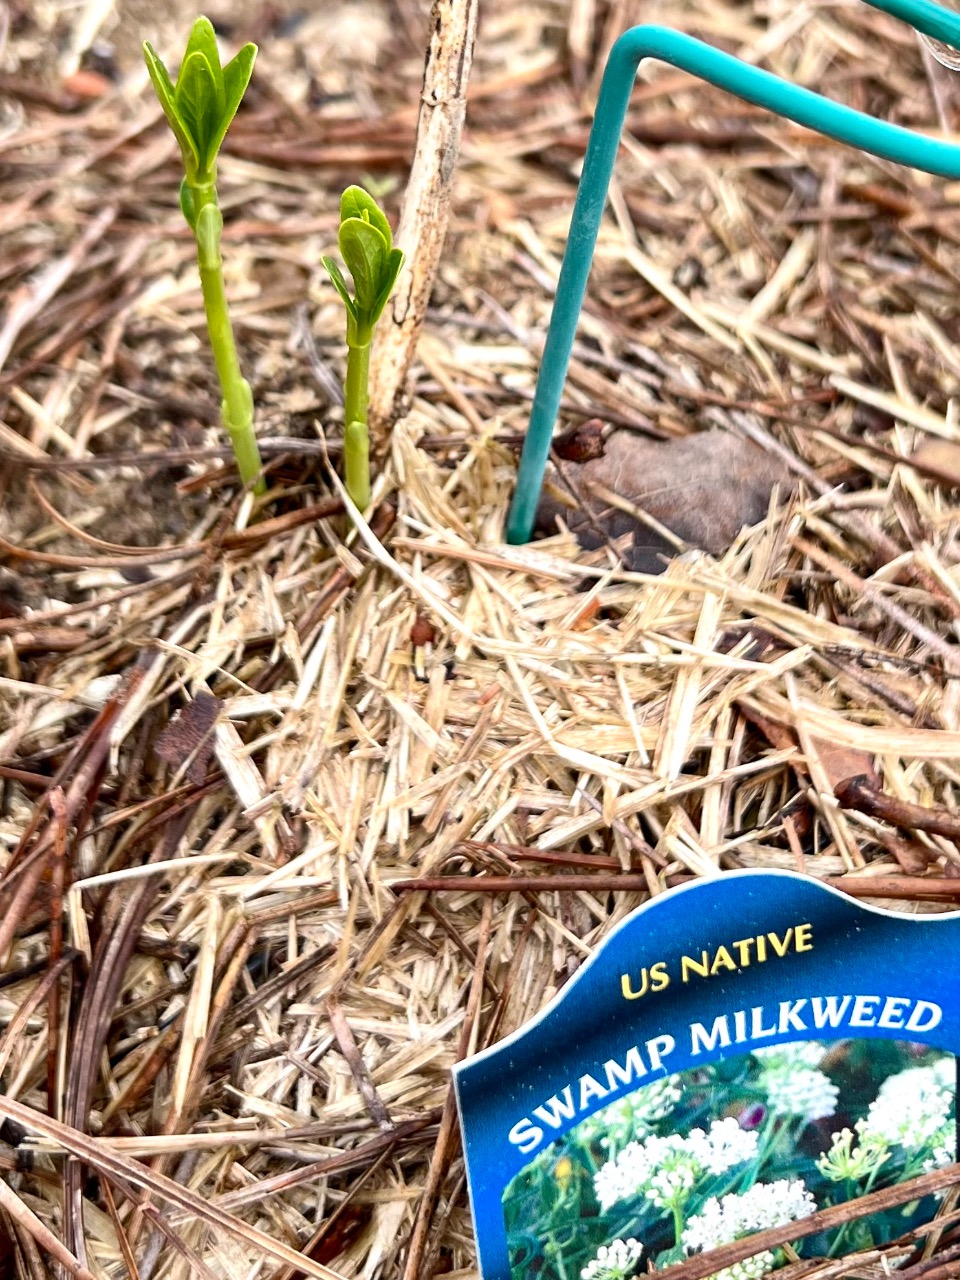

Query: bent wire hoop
left=505, top=0, right=960, bottom=545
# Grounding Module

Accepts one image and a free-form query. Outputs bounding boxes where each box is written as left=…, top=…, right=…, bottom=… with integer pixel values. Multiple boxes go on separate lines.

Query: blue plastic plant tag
left=453, top=869, right=959, bottom=1280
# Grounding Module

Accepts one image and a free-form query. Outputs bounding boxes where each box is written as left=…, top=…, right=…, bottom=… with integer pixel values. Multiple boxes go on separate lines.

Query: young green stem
left=343, top=337, right=371, bottom=510
left=191, top=180, right=264, bottom=495
left=671, top=1200, right=685, bottom=1248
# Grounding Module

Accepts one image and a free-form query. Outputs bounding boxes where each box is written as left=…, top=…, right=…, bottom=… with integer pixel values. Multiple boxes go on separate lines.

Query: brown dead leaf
left=809, top=737, right=880, bottom=793
left=155, top=692, right=221, bottom=784
left=536, top=428, right=793, bottom=572
left=553, top=418, right=606, bottom=462
left=911, top=438, right=960, bottom=488
left=739, top=705, right=879, bottom=795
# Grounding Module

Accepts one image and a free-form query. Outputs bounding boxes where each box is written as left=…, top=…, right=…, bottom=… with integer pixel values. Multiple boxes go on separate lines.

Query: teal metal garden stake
left=505, top=0, right=960, bottom=544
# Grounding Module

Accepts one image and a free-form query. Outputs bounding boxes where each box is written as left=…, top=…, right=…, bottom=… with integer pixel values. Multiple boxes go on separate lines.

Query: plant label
left=453, top=870, right=959, bottom=1280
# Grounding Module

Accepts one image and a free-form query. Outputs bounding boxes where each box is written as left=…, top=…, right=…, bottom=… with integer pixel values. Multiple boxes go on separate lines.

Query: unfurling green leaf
left=322, top=257, right=358, bottom=320
left=370, top=246, right=404, bottom=325
left=324, top=185, right=403, bottom=512
left=181, top=16, right=225, bottom=109
left=340, top=186, right=393, bottom=250
left=175, top=51, right=219, bottom=175
left=338, top=218, right=389, bottom=317
left=214, top=43, right=257, bottom=160
left=143, top=16, right=256, bottom=183
left=325, top=185, right=403, bottom=353
left=143, top=41, right=199, bottom=170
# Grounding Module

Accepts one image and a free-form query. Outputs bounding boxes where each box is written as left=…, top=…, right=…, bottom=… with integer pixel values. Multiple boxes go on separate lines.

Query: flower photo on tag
left=455, top=872, right=960, bottom=1280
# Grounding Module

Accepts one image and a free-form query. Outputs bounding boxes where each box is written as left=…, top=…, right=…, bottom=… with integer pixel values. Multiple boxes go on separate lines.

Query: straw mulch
left=3, top=0, right=960, bottom=1276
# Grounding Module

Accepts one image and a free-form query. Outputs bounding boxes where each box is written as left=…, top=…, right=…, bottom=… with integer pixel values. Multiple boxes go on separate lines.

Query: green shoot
left=323, top=186, right=404, bottom=511
left=143, top=17, right=264, bottom=494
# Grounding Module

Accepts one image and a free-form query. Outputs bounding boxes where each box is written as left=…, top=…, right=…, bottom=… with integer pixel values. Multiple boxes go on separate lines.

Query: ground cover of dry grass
left=4, top=0, right=960, bottom=1276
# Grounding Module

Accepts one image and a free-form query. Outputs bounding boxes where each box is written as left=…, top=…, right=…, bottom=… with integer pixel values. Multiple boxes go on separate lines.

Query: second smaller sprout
left=323, top=187, right=404, bottom=511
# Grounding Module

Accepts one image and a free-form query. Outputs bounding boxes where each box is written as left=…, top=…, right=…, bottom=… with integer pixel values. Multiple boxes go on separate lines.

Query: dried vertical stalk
left=367, top=0, right=479, bottom=433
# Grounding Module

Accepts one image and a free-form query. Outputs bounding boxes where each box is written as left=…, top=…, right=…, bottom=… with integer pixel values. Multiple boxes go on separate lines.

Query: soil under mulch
left=3, top=0, right=960, bottom=1276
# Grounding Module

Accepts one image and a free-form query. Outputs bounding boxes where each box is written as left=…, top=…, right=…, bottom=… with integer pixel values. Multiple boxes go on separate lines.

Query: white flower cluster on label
left=580, top=1237, right=644, bottom=1280
left=754, top=1043, right=839, bottom=1122
left=682, top=1180, right=817, bottom=1280
left=578, top=1075, right=684, bottom=1152
left=593, top=1117, right=759, bottom=1213
left=819, top=1058, right=957, bottom=1183
left=861, top=1062, right=953, bottom=1151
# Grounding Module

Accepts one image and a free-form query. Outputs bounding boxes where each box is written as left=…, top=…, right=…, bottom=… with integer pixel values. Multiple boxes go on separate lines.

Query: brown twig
left=0, top=954, right=77, bottom=1081
left=820, top=876, right=960, bottom=900
left=394, top=872, right=960, bottom=901
left=216, top=1115, right=440, bottom=1210
left=46, top=787, right=67, bottom=1118
left=127, top=1191, right=223, bottom=1280
left=458, top=839, right=621, bottom=869
left=835, top=774, right=960, bottom=841
left=899, top=1241, right=960, bottom=1280
left=99, top=1179, right=142, bottom=1280
left=0, top=497, right=344, bottom=570
left=400, top=898, right=492, bottom=1280
left=393, top=873, right=652, bottom=893
left=326, top=996, right=393, bottom=1131
left=267, top=1148, right=395, bottom=1280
